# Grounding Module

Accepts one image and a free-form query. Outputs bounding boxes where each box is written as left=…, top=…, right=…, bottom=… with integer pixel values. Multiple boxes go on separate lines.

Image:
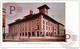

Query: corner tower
left=37, top=4, right=50, bottom=15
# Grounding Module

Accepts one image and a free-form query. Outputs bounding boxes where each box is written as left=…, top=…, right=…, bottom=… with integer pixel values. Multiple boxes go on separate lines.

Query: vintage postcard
left=3, top=3, right=65, bottom=42
left=1, top=1, right=79, bottom=48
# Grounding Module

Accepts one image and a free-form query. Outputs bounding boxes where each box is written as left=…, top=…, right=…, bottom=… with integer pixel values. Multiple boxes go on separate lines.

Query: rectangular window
left=49, top=27, right=50, bottom=30
left=37, top=20, right=39, bottom=24
left=46, top=26, right=47, bottom=30
left=37, top=32, right=39, bottom=37
left=22, top=33, right=24, bottom=36
left=25, top=27, right=27, bottom=30
left=49, top=23, right=50, bottom=26
left=20, top=33, right=21, bottom=36
left=37, top=25, right=39, bottom=30
left=43, top=20, right=45, bottom=24
left=46, top=22, right=47, bottom=25
left=25, top=32, right=27, bottom=36
left=46, top=32, right=48, bottom=36
left=28, top=32, right=31, bottom=37
left=32, top=32, right=35, bottom=36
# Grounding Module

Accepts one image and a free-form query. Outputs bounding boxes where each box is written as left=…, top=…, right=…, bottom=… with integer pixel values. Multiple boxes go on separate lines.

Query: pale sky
left=3, top=3, right=65, bottom=33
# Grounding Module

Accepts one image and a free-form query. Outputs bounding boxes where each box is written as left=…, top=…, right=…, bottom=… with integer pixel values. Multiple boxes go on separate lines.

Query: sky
left=3, top=3, right=65, bottom=33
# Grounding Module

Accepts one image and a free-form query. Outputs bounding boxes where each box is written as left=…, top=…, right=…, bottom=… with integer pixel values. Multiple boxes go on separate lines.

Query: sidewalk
left=28, top=37, right=65, bottom=39
left=3, top=36, right=65, bottom=42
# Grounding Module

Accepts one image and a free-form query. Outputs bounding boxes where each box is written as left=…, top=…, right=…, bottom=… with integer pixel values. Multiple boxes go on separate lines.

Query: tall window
left=43, top=20, right=45, bottom=24
left=32, top=28, right=34, bottom=30
left=49, top=22, right=50, bottom=26
left=20, top=33, right=21, bottom=36
left=37, top=25, right=39, bottom=30
left=49, top=27, right=50, bottom=30
left=46, top=26, right=47, bottom=30
left=28, top=32, right=31, bottom=37
left=37, top=19, right=39, bottom=24
left=43, top=25, right=45, bottom=29
left=37, top=32, right=39, bottom=37
left=25, top=27, right=27, bottom=30
left=46, top=22, right=47, bottom=25
left=25, top=32, right=27, bottom=36
left=32, top=21, right=34, bottom=25
left=40, top=32, right=42, bottom=35
left=46, top=32, right=48, bottom=36
left=32, top=32, right=35, bottom=36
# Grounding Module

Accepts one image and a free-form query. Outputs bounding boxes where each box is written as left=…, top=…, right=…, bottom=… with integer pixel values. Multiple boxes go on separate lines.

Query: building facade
left=8, top=4, right=65, bottom=39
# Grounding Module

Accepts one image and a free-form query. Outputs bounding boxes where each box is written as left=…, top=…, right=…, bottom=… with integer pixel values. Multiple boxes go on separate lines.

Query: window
left=55, top=29, right=56, bottom=31
left=20, top=33, right=21, bottom=36
left=32, top=28, right=34, bottom=30
left=28, top=32, right=31, bottom=37
left=40, top=32, right=42, bottom=36
left=51, top=32, right=52, bottom=36
left=49, top=32, right=50, bottom=36
left=25, top=32, right=27, bottom=36
left=40, top=32, right=42, bottom=34
left=46, top=22, right=47, bottom=25
left=55, top=32, right=56, bottom=34
left=25, top=27, right=27, bottom=30
left=49, top=27, right=50, bottom=30
left=37, top=25, right=39, bottom=30
left=46, top=32, right=48, bottom=36
left=49, top=23, right=50, bottom=26
left=46, top=26, right=47, bottom=30
left=46, top=26, right=48, bottom=30
left=32, top=21, right=34, bottom=25
left=29, top=28, right=30, bottom=30
left=43, top=20, right=45, bottom=24
left=37, top=32, right=39, bottom=37
left=37, top=20, right=39, bottom=24
left=37, top=20, right=39, bottom=21
left=32, top=32, right=35, bottom=36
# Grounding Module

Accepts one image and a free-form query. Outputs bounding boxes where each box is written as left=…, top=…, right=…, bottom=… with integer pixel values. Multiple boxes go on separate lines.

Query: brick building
left=8, top=4, right=65, bottom=39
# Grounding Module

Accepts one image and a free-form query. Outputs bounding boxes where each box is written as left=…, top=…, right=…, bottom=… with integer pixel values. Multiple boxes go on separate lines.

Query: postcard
left=1, top=0, right=79, bottom=48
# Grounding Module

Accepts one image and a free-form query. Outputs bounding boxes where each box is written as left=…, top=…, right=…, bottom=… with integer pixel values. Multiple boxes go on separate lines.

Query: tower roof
left=38, top=4, right=50, bottom=10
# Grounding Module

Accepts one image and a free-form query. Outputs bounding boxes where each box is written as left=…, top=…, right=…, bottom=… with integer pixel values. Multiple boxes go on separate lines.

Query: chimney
left=30, top=10, right=33, bottom=15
